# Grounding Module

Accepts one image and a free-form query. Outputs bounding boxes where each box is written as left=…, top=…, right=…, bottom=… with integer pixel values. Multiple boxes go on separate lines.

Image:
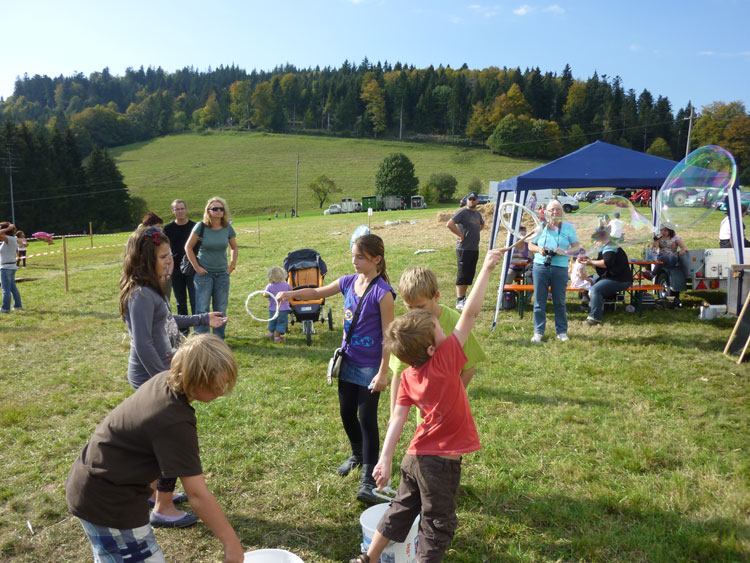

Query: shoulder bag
left=327, top=276, right=380, bottom=386
left=179, top=222, right=205, bottom=277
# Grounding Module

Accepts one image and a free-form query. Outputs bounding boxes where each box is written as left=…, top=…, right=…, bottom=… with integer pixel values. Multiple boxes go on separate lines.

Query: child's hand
left=276, top=291, right=290, bottom=303
left=372, top=461, right=391, bottom=490
left=369, top=372, right=388, bottom=394
left=482, top=248, right=507, bottom=270
left=208, top=312, right=228, bottom=328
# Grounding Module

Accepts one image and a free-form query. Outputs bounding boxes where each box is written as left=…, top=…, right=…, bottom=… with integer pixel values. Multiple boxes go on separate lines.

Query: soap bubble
left=657, top=145, right=736, bottom=230
left=561, top=195, right=655, bottom=257
left=496, top=201, right=543, bottom=247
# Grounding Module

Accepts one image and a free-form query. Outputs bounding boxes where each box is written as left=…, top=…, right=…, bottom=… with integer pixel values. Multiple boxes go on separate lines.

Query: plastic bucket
left=360, top=503, right=419, bottom=563
left=243, top=549, right=304, bottom=562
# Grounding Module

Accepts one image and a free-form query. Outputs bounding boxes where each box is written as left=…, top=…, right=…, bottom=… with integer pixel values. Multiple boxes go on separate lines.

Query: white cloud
left=698, top=50, right=750, bottom=57
left=629, top=44, right=642, bottom=52
left=513, top=4, right=533, bottom=15
left=543, top=4, right=565, bottom=14
left=469, top=4, right=502, bottom=18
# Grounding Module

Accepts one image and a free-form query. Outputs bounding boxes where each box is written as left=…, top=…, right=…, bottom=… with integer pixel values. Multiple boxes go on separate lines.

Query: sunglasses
left=468, top=197, right=477, bottom=201
left=209, top=206, right=225, bottom=212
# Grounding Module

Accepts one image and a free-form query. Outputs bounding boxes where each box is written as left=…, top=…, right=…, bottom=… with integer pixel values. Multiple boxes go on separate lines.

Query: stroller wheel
left=327, top=307, right=333, bottom=330
left=306, top=330, right=312, bottom=346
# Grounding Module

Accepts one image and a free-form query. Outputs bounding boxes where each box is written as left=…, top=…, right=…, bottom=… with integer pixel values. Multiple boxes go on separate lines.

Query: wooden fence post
left=63, top=236, right=69, bottom=292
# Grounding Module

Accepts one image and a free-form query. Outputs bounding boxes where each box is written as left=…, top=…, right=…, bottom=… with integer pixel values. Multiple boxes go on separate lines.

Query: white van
left=488, top=184, right=578, bottom=213
left=533, top=189, right=579, bottom=213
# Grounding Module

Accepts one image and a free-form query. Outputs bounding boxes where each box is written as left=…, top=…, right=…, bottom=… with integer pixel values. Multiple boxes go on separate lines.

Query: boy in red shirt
left=350, top=247, right=507, bottom=563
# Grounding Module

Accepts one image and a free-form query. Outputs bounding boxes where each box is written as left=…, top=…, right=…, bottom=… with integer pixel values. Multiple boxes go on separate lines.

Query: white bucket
left=360, top=503, right=420, bottom=563
left=243, top=548, right=304, bottom=563
left=699, top=304, right=726, bottom=320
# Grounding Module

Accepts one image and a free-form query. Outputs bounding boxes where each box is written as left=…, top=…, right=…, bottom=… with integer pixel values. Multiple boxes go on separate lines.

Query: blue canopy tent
left=488, top=140, right=745, bottom=329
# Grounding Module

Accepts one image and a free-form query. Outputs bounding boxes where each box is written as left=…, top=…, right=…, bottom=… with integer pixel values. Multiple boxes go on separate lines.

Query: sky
left=1, top=0, right=748, bottom=112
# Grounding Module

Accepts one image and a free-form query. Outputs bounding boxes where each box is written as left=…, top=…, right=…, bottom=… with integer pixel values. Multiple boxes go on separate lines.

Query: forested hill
left=1, top=60, right=748, bottom=183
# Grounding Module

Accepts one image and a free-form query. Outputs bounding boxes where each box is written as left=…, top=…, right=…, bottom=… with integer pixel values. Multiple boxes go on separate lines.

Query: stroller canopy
left=284, top=249, right=328, bottom=276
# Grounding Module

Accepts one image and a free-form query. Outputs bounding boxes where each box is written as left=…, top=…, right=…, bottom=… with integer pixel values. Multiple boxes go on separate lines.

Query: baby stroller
left=283, top=249, right=334, bottom=345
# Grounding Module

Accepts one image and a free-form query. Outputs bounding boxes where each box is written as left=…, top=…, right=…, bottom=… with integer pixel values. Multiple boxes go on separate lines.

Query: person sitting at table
left=719, top=205, right=750, bottom=248
left=581, top=227, right=633, bottom=326
left=505, top=226, right=532, bottom=284
left=649, top=225, right=688, bottom=306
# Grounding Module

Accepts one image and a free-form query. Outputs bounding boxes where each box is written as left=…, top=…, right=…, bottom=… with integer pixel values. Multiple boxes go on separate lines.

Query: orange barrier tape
left=24, top=243, right=127, bottom=260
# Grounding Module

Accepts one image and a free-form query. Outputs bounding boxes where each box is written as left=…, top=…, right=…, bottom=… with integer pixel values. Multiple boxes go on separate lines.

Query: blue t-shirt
left=192, top=223, right=236, bottom=273
left=338, top=274, right=395, bottom=368
left=532, top=222, right=578, bottom=267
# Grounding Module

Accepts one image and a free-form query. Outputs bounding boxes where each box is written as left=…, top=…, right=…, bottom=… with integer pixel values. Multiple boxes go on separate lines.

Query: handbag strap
left=194, top=222, right=206, bottom=252
left=344, top=275, right=379, bottom=345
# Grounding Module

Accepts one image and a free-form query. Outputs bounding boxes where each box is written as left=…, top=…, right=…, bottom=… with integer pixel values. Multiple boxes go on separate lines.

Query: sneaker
left=149, top=511, right=199, bottom=528
left=455, top=297, right=466, bottom=311
left=556, top=333, right=569, bottom=342
left=530, top=333, right=543, bottom=343
left=336, top=454, right=363, bottom=476
left=274, top=336, right=285, bottom=343
left=585, top=317, right=602, bottom=326
left=266, top=331, right=274, bottom=339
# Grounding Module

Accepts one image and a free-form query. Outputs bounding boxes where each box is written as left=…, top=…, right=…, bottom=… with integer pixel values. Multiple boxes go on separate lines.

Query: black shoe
left=356, top=464, right=382, bottom=505
left=149, top=512, right=199, bottom=528
left=336, top=454, right=363, bottom=477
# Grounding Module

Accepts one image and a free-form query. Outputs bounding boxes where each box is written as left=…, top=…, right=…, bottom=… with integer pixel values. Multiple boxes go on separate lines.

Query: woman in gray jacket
left=119, top=226, right=227, bottom=528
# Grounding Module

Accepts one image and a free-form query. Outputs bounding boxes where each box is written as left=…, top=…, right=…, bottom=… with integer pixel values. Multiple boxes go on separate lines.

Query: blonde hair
left=267, top=266, right=286, bottom=283
left=398, top=266, right=439, bottom=302
left=119, top=226, right=169, bottom=319
left=168, top=334, right=238, bottom=400
left=202, top=196, right=231, bottom=227
left=384, top=309, right=436, bottom=367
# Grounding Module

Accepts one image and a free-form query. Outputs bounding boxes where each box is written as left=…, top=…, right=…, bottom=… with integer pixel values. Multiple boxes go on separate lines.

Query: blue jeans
left=168, top=269, right=196, bottom=317
left=194, top=271, right=230, bottom=339
left=268, top=310, right=289, bottom=334
left=532, top=263, right=568, bottom=335
left=1, top=268, right=22, bottom=312
left=588, top=279, right=632, bottom=321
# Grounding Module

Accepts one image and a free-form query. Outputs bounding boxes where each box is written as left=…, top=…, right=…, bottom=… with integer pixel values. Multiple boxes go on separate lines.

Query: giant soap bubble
left=561, top=195, right=655, bottom=257
left=657, top=145, right=736, bottom=231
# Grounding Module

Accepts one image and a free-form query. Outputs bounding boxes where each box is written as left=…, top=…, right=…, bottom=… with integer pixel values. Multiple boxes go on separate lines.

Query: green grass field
left=110, top=131, right=541, bottom=218
left=0, top=203, right=748, bottom=562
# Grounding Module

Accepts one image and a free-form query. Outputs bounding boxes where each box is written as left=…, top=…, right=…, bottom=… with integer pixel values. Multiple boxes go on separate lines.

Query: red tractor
left=629, top=189, right=652, bottom=207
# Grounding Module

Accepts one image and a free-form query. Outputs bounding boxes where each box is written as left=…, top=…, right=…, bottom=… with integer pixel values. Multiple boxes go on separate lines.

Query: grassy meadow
left=109, top=131, right=541, bottom=218
left=0, top=201, right=748, bottom=562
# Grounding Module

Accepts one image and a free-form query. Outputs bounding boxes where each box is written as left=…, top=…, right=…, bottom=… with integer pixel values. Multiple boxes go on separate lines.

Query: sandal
left=349, top=554, right=370, bottom=563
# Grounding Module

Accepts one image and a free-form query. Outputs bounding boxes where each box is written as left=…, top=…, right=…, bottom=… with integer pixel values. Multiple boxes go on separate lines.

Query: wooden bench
left=502, top=283, right=664, bottom=318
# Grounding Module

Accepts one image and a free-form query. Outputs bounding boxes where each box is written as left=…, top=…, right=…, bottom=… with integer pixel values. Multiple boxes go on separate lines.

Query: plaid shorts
left=78, top=518, right=165, bottom=562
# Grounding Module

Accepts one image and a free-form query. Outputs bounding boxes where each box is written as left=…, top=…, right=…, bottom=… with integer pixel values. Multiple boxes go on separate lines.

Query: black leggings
left=338, top=379, right=380, bottom=464
left=156, top=477, right=177, bottom=493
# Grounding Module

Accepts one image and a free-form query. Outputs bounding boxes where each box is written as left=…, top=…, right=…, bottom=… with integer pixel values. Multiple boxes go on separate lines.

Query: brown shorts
left=377, top=454, right=462, bottom=563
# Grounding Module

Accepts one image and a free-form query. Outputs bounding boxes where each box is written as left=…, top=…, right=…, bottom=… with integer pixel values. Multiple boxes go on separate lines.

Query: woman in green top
left=185, top=197, right=238, bottom=340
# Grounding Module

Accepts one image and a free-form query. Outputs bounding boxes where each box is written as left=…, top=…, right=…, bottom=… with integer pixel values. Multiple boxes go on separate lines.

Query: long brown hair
left=354, top=233, right=389, bottom=285
left=119, top=226, right=170, bottom=319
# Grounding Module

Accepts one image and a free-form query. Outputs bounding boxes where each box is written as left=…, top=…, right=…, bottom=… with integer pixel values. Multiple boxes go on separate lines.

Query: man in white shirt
left=719, top=205, right=749, bottom=248
left=608, top=212, right=624, bottom=241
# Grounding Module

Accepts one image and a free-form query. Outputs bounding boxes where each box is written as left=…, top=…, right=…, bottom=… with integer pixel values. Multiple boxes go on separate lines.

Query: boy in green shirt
left=389, top=266, right=487, bottom=416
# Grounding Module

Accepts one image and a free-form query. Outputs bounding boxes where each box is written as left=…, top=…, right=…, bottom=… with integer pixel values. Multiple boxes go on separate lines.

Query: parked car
left=718, top=192, right=750, bottom=212
left=323, top=204, right=342, bottom=215
left=683, top=193, right=707, bottom=207
left=582, top=190, right=604, bottom=203
left=459, top=193, right=492, bottom=207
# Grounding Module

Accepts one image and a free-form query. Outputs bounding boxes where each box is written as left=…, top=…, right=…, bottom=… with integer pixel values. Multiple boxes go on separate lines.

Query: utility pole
left=5, top=148, right=16, bottom=225
left=685, top=105, right=695, bottom=158
left=295, top=154, right=299, bottom=218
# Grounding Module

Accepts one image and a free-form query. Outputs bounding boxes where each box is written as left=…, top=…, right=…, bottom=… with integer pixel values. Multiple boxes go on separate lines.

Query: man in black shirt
left=164, top=199, right=196, bottom=330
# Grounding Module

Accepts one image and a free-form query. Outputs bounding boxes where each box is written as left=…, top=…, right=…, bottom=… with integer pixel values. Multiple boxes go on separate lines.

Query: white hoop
left=245, top=290, right=280, bottom=323
left=498, top=201, right=544, bottom=239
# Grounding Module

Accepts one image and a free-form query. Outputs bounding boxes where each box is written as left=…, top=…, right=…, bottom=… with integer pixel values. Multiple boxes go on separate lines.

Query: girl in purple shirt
left=264, top=266, right=292, bottom=342
left=277, top=234, right=395, bottom=505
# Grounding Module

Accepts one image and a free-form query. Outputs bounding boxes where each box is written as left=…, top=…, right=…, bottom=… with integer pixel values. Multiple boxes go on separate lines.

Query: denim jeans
left=167, top=269, right=196, bottom=319
left=267, top=310, right=289, bottom=334
left=193, top=271, right=230, bottom=339
left=532, top=263, right=568, bottom=335
left=1, top=268, right=22, bottom=312
left=588, top=279, right=632, bottom=321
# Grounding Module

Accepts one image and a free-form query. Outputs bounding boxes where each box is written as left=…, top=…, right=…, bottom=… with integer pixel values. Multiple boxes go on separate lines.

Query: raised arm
left=453, top=248, right=507, bottom=347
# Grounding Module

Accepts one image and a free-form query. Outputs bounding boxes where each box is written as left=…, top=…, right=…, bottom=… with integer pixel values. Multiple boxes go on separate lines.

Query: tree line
left=0, top=121, right=140, bottom=234
left=1, top=60, right=748, bottom=184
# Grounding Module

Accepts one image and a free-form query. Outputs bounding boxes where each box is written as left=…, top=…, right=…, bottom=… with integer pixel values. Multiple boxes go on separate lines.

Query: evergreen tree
left=375, top=153, right=419, bottom=198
